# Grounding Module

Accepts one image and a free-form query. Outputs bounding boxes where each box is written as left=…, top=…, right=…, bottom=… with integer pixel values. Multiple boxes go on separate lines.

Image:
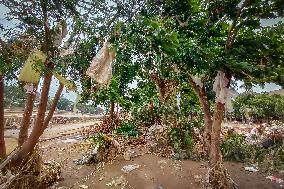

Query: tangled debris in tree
left=0, top=150, right=62, bottom=189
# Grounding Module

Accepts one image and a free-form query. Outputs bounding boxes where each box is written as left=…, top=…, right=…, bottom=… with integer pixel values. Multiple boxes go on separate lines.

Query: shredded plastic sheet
left=53, top=20, right=68, bottom=47
left=86, top=41, right=115, bottom=86
left=190, top=75, right=203, bottom=88
left=213, top=71, right=236, bottom=112
left=54, top=73, right=77, bottom=91
left=19, top=49, right=47, bottom=84
left=59, top=48, right=74, bottom=57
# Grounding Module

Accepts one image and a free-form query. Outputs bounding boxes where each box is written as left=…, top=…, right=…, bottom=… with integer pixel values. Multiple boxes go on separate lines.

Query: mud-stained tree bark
left=43, top=82, right=64, bottom=129
left=18, top=85, right=38, bottom=146
left=9, top=72, right=53, bottom=166
left=0, top=75, right=6, bottom=159
left=208, top=101, right=235, bottom=188
left=188, top=77, right=212, bottom=151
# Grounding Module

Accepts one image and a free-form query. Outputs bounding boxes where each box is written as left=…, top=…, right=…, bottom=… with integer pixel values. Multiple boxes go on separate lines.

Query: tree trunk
left=188, top=77, right=212, bottom=151
left=8, top=72, right=53, bottom=166
left=110, top=101, right=115, bottom=119
left=0, top=75, right=6, bottom=159
left=18, top=85, right=38, bottom=146
left=208, top=101, right=237, bottom=188
left=43, top=83, right=64, bottom=129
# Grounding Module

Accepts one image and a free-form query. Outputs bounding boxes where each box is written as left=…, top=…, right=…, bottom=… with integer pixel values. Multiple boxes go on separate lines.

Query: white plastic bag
left=213, top=71, right=236, bottom=112
left=86, top=41, right=115, bottom=85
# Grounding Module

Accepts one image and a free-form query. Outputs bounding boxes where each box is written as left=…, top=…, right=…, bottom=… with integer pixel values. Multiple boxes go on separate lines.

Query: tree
left=114, top=0, right=284, bottom=187
left=0, top=34, right=34, bottom=159
left=56, top=96, right=73, bottom=111
left=1, top=0, right=81, bottom=165
left=0, top=0, right=147, bottom=166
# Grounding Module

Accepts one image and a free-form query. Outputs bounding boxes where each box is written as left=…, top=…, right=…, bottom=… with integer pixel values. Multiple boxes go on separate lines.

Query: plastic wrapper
left=54, top=73, right=77, bottom=91
left=213, top=71, right=236, bottom=112
left=19, top=49, right=47, bottom=83
left=86, top=41, right=115, bottom=86
left=53, top=20, right=68, bottom=47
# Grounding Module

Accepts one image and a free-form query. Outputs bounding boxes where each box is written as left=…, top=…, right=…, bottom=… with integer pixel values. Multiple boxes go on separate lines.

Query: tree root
left=208, top=161, right=239, bottom=189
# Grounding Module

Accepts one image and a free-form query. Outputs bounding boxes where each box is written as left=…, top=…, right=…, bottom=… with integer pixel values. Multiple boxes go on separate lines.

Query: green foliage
left=169, top=123, right=195, bottom=160
left=88, top=133, right=108, bottom=147
left=4, top=84, right=27, bottom=108
left=221, top=134, right=253, bottom=162
left=116, top=121, right=138, bottom=137
left=56, top=97, right=73, bottom=111
left=233, top=93, right=284, bottom=121
left=221, top=134, right=284, bottom=171
left=76, top=102, right=101, bottom=114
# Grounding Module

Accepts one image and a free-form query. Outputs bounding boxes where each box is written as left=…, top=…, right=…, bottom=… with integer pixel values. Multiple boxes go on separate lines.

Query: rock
left=193, top=175, right=202, bottom=183
left=79, top=185, right=89, bottom=189
left=123, top=151, right=131, bottom=161
left=158, top=184, right=165, bottom=189
left=244, top=166, right=258, bottom=172
left=99, top=175, right=105, bottom=181
left=121, top=164, right=140, bottom=173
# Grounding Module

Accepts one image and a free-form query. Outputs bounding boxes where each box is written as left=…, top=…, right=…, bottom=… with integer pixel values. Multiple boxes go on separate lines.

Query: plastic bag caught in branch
left=190, top=75, right=203, bottom=88
left=19, top=49, right=47, bottom=84
left=213, top=71, right=236, bottom=112
left=54, top=73, right=77, bottom=91
left=53, top=20, right=68, bottom=47
left=86, top=41, right=115, bottom=86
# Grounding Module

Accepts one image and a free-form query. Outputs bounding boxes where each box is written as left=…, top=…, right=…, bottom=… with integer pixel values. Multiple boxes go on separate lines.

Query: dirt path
left=43, top=139, right=284, bottom=189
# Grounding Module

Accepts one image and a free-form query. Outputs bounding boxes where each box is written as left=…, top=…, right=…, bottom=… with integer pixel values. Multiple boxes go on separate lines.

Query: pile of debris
left=0, top=150, right=62, bottom=189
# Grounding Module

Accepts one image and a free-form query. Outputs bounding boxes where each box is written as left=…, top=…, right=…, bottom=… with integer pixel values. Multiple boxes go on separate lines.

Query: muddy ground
left=4, top=110, right=284, bottom=189
left=41, top=136, right=283, bottom=189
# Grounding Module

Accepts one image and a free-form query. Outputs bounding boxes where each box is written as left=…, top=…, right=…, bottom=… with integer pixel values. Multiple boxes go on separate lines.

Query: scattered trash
left=193, top=175, right=202, bottom=183
left=158, top=184, right=165, bottom=189
left=79, top=184, right=89, bottom=189
left=244, top=166, right=258, bottom=172
left=121, top=164, right=140, bottom=173
left=106, top=175, right=127, bottom=187
left=60, top=138, right=78, bottom=144
left=266, top=176, right=283, bottom=184
left=73, top=146, right=98, bottom=165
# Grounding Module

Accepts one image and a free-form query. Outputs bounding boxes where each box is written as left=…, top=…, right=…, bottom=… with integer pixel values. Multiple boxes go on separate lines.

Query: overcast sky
left=0, top=4, right=283, bottom=101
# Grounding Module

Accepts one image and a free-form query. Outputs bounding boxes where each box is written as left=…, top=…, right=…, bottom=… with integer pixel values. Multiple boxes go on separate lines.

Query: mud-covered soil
left=42, top=138, right=283, bottom=189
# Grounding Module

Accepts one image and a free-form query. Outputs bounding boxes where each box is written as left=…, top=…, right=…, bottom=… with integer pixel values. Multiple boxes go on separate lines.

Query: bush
left=221, top=134, right=284, bottom=171
left=221, top=134, right=252, bottom=162
left=116, top=121, right=139, bottom=137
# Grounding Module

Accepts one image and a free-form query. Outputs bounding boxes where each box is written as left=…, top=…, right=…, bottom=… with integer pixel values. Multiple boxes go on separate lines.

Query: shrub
left=116, top=121, right=139, bottom=137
